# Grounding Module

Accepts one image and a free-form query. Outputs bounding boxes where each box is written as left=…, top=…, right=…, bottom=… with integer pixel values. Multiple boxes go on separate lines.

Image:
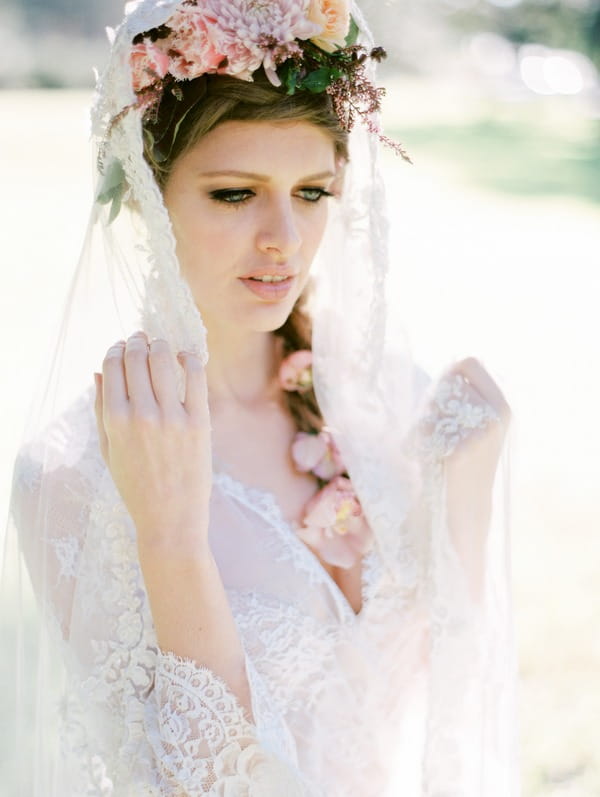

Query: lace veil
left=1, top=1, right=519, bottom=794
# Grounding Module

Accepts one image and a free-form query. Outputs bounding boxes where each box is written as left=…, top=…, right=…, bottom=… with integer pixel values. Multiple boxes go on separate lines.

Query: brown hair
left=144, top=70, right=347, bottom=435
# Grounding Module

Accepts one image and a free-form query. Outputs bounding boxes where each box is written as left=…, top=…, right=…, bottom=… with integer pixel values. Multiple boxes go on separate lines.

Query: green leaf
left=107, top=193, right=122, bottom=224
left=96, top=158, right=126, bottom=204
left=96, top=158, right=127, bottom=223
left=299, top=67, right=336, bottom=93
left=279, top=62, right=300, bottom=95
left=345, top=16, right=359, bottom=47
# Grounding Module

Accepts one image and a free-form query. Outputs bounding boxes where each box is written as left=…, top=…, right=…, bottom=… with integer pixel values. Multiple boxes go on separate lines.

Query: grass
left=385, top=85, right=600, bottom=795
left=399, top=116, right=600, bottom=206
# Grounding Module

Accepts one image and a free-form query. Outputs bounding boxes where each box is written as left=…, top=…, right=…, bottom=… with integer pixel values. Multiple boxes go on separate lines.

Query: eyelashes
left=209, top=188, right=254, bottom=204
left=209, top=187, right=334, bottom=205
left=297, top=187, right=334, bottom=202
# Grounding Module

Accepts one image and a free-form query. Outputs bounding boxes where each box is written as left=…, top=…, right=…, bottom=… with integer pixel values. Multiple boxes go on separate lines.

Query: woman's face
left=163, top=119, right=339, bottom=336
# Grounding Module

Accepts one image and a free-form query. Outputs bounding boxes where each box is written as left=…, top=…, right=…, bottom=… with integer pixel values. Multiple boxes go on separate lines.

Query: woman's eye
left=297, top=187, right=333, bottom=202
left=209, top=188, right=254, bottom=204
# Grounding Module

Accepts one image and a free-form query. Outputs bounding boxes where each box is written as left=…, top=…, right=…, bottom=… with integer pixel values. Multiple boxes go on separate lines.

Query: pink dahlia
left=202, top=0, right=322, bottom=83
left=291, top=429, right=345, bottom=480
left=297, top=476, right=373, bottom=569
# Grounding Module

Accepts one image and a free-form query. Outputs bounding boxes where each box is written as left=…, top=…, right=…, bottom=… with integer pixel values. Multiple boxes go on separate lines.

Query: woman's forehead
left=177, top=119, right=337, bottom=177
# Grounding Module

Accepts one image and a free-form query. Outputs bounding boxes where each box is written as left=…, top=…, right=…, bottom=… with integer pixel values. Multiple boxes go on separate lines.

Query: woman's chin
left=252, top=304, right=296, bottom=333
left=242, top=288, right=304, bottom=331
left=200, top=300, right=297, bottom=336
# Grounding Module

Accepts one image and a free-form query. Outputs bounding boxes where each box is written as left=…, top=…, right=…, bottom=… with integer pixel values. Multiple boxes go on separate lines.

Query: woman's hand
left=433, top=358, right=511, bottom=600
left=442, top=356, right=510, bottom=482
left=94, top=331, right=212, bottom=554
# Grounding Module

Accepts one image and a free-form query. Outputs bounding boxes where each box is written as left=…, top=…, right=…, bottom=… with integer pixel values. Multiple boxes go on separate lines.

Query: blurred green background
left=1, top=1, right=599, bottom=795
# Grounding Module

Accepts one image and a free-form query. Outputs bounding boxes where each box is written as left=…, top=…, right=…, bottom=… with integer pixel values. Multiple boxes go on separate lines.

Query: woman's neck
left=204, top=326, right=281, bottom=408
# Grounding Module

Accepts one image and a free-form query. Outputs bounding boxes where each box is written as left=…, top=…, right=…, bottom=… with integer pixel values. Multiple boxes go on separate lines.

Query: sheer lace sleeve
left=146, top=652, right=307, bottom=795
left=9, top=397, right=311, bottom=796
left=412, top=369, right=517, bottom=796
left=333, top=363, right=516, bottom=796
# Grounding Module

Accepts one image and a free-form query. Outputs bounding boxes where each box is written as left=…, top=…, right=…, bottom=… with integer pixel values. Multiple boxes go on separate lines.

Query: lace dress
left=11, top=379, right=505, bottom=796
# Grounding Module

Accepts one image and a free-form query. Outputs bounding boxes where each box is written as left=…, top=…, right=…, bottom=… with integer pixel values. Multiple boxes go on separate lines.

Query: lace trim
left=417, top=373, right=500, bottom=462
left=149, top=651, right=310, bottom=795
left=213, top=469, right=373, bottom=623
left=154, top=651, right=256, bottom=752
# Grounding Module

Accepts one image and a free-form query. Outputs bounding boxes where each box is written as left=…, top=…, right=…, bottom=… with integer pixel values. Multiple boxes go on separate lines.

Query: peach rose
left=307, top=0, right=351, bottom=53
left=130, top=41, right=170, bottom=92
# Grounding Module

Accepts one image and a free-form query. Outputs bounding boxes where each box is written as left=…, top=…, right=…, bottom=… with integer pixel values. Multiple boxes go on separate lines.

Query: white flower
left=213, top=741, right=306, bottom=796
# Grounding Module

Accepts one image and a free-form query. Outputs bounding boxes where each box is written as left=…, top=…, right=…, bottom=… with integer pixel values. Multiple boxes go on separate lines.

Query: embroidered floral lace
left=10, top=370, right=513, bottom=796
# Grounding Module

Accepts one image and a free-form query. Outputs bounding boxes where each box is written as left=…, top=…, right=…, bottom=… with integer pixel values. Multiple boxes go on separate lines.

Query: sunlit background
left=1, top=0, right=599, bottom=794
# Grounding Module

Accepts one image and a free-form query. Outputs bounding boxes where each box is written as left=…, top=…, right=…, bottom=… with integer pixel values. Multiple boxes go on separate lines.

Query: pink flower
left=308, top=0, right=351, bottom=53
left=292, top=429, right=345, bottom=480
left=164, top=8, right=224, bottom=81
left=297, top=476, right=373, bottom=569
left=202, top=0, right=321, bottom=83
left=130, top=41, right=170, bottom=92
left=278, top=350, right=313, bottom=393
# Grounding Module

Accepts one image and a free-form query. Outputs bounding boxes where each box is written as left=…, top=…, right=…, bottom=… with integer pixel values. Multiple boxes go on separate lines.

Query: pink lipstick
left=238, top=266, right=297, bottom=301
left=239, top=275, right=296, bottom=300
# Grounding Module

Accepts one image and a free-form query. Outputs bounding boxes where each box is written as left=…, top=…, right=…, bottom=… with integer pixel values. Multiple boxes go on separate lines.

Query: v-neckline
left=212, top=469, right=364, bottom=621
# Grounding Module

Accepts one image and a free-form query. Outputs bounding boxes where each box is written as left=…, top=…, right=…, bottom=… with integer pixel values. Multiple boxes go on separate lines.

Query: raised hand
left=441, top=356, right=510, bottom=481
left=94, top=331, right=212, bottom=555
left=422, top=357, right=511, bottom=601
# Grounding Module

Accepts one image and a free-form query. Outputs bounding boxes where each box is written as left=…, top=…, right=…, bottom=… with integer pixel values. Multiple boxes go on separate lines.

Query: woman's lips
left=239, top=275, right=296, bottom=301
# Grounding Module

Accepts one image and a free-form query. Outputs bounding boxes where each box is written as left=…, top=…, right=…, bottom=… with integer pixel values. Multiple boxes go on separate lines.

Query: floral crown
left=126, top=0, right=409, bottom=161
left=97, top=1, right=409, bottom=220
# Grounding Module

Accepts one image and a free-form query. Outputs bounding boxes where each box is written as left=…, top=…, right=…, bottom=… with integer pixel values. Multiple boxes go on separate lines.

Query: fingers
left=124, top=332, right=156, bottom=409
left=102, top=340, right=128, bottom=409
left=147, top=338, right=180, bottom=411
left=451, top=357, right=511, bottom=425
left=178, top=352, right=208, bottom=420
left=102, top=333, right=206, bottom=420
left=93, top=372, right=109, bottom=461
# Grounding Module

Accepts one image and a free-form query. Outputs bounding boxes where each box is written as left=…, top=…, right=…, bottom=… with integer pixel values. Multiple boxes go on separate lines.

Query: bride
left=7, top=0, right=518, bottom=794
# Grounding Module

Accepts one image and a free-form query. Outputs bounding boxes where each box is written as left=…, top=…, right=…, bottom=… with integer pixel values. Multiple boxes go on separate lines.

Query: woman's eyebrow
left=197, top=169, right=336, bottom=181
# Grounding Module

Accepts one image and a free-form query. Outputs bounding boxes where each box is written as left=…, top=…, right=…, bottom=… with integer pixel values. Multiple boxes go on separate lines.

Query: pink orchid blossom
left=278, top=350, right=313, bottom=393
left=292, top=430, right=345, bottom=480
left=130, top=41, right=170, bottom=92
left=297, top=476, right=373, bottom=569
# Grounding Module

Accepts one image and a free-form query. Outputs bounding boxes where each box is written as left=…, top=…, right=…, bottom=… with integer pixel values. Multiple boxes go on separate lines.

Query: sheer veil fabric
left=2, top=1, right=519, bottom=794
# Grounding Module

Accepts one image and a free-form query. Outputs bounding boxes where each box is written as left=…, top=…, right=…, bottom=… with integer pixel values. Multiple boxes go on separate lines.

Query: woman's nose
left=255, top=197, right=302, bottom=260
